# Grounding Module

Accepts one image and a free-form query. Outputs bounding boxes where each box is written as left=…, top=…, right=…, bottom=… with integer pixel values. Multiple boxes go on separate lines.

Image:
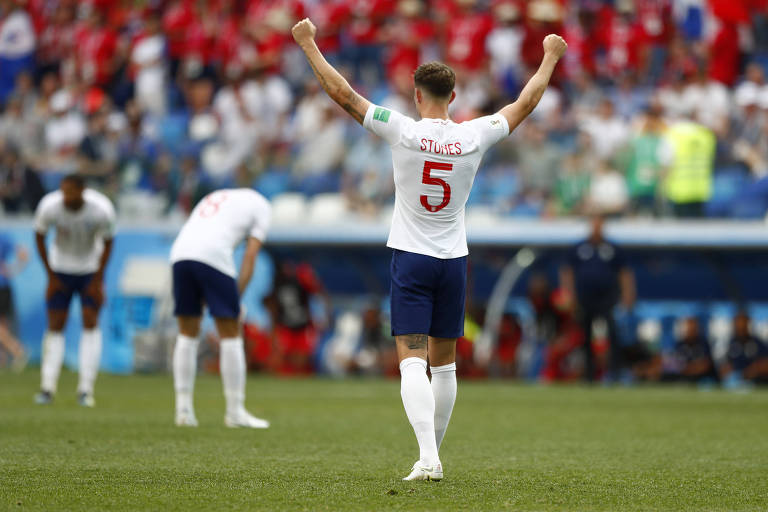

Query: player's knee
left=47, top=311, right=67, bottom=331
left=215, top=318, right=240, bottom=338
left=82, top=309, right=100, bottom=329
left=177, top=316, right=201, bottom=338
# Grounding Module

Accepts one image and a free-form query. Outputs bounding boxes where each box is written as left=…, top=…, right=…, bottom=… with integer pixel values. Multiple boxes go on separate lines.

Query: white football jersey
left=363, top=104, right=509, bottom=259
left=34, top=189, right=116, bottom=275
left=170, top=188, right=271, bottom=277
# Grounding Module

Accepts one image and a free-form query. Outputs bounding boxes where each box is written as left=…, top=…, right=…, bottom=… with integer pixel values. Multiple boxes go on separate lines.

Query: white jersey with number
left=34, top=189, right=116, bottom=275
left=170, top=188, right=272, bottom=277
left=363, top=104, right=509, bottom=259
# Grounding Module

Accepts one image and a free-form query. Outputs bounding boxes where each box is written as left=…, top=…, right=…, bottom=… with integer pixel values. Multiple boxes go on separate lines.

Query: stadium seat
left=306, top=193, right=349, bottom=224
left=705, top=167, right=750, bottom=218
left=119, top=258, right=172, bottom=297
left=256, top=171, right=291, bottom=199
left=466, top=205, right=501, bottom=227
left=116, top=191, right=167, bottom=220
left=271, top=193, right=308, bottom=224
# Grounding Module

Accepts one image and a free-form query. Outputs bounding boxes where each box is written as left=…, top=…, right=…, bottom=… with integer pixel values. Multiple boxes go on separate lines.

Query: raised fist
left=543, top=34, right=567, bottom=59
left=292, top=18, right=317, bottom=46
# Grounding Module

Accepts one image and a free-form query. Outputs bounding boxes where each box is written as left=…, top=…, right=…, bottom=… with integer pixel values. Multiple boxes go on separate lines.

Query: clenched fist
left=543, top=34, right=567, bottom=59
left=292, top=18, right=317, bottom=46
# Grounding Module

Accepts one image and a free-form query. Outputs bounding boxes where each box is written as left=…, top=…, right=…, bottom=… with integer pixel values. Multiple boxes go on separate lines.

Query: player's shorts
left=0, top=285, right=14, bottom=318
left=47, top=273, right=99, bottom=311
left=172, top=260, right=240, bottom=319
left=390, top=249, right=467, bottom=339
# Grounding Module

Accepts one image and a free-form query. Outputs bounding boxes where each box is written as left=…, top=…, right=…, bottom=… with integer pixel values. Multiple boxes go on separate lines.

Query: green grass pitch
left=1, top=370, right=767, bottom=511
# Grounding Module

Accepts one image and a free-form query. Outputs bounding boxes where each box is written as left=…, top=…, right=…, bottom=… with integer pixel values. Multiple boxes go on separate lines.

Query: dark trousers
left=580, top=306, right=621, bottom=383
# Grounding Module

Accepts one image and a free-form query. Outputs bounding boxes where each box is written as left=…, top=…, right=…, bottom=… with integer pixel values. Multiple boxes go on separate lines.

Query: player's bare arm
left=498, top=34, right=567, bottom=133
left=87, top=238, right=113, bottom=305
left=237, top=237, right=262, bottom=295
left=35, top=232, right=62, bottom=296
left=292, top=18, right=371, bottom=125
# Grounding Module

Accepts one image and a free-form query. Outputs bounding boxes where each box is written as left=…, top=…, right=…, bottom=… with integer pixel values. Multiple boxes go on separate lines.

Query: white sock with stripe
left=77, top=328, right=102, bottom=395
left=431, top=362, right=457, bottom=451
left=220, top=337, right=246, bottom=417
left=173, top=334, right=199, bottom=415
left=41, top=331, right=65, bottom=393
left=399, top=357, right=440, bottom=467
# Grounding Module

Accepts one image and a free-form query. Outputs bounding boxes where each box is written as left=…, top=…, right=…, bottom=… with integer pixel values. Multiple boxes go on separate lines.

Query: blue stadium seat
left=705, top=167, right=750, bottom=217
left=256, top=171, right=291, bottom=199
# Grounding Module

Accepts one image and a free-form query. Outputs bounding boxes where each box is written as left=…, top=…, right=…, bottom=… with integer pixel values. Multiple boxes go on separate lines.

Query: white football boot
left=175, top=409, right=199, bottom=427
left=224, top=408, right=270, bottom=429
left=78, top=392, right=95, bottom=408
left=403, top=461, right=443, bottom=481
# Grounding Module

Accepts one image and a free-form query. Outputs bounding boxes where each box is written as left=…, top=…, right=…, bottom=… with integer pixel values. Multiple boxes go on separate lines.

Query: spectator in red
left=36, top=3, right=77, bottom=77
left=634, top=0, right=673, bottom=83
left=521, top=0, right=564, bottom=73
left=444, top=0, right=495, bottom=72
left=343, top=0, right=393, bottom=83
left=74, top=7, right=120, bottom=88
left=561, top=4, right=600, bottom=78
left=308, top=0, right=350, bottom=59
left=382, top=0, right=435, bottom=81
left=162, top=0, right=195, bottom=76
left=706, top=2, right=747, bottom=87
left=264, top=261, right=330, bottom=375
left=602, top=3, right=645, bottom=78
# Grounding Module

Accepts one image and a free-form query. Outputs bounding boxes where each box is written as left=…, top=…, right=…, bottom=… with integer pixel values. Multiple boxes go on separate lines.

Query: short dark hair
left=414, top=62, right=456, bottom=99
left=62, top=174, right=86, bottom=188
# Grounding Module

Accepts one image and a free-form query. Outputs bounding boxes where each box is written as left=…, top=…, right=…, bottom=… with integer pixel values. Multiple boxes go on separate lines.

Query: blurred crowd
left=2, top=0, right=768, bottom=220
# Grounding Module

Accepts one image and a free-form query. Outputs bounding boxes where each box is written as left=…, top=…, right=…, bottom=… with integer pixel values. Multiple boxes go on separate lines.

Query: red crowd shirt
left=636, top=0, right=673, bottom=46
left=311, top=0, right=351, bottom=54
left=75, top=24, right=119, bottom=85
left=347, top=0, right=393, bottom=45
left=386, top=17, right=435, bottom=77
left=444, top=11, right=494, bottom=70
left=163, top=0, right=195, bottom=60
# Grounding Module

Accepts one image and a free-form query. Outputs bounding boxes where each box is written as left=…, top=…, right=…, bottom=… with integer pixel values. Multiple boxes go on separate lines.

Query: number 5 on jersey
left=421, top=161, right=453, bottom=212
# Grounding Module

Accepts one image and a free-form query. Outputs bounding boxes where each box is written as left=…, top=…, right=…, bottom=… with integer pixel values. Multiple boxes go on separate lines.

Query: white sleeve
left=249, top=197, right=272, bottom=242
left=363, top=104, right=410, bottom=146
left=33, top=195, right=54, bottom=234
left=100, top=200, right=117, bottom=239
left=464, top=114, right=510, bottom=153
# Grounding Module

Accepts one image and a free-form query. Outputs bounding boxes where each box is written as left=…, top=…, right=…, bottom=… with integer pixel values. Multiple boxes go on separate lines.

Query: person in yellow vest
left=663, top=116, right=716, bottom=217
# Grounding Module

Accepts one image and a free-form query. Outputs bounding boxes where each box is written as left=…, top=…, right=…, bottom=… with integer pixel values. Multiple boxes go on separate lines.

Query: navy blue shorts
left=48, top=273, right=98, bottom=311
left=390, top=249, right=467, bottom=338
left=172, top=260, right=240, bottom=319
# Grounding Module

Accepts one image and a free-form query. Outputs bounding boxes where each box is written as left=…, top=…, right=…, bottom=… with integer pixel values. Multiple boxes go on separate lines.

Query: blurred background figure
left=720, top=312, right=768, bottom=388
left=662, top=113, right=715, bottom=218
left=264, top=260, right=330, bottom=375
left=663, top=316, right=718, bottom=386
left=0, top=232, right=28, bottom=371
left=561, top=216, right=635, bottom=383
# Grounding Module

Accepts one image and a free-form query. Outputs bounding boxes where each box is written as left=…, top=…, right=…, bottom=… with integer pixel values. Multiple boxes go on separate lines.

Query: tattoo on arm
left=340, top=89, right=365, bottom=124
left=307, top=57, right=330, bottom=92
left=307, top=55, right=365, bottom=124
left=402, top=334, right=428, bottom=350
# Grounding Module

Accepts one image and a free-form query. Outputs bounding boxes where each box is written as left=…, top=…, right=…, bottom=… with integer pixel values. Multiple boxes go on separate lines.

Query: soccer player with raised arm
left=34, top=175, right=115, bottom=407
left=293, top=18, right=566, bottom=481
left=170, top=188, right=271, bottom=428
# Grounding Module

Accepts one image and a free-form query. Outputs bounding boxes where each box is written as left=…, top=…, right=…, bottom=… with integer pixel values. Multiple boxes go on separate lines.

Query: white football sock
left=399, top=357, right=439, bottom=467
left=431, top=362, right=457, bottom=451
left=41, top=331, right=65, bottom=393
left=220, top=337, right=246, bottom=417
left=77, top=328, right=102, bottom=395
left=173, top=334, right=199, bottom=414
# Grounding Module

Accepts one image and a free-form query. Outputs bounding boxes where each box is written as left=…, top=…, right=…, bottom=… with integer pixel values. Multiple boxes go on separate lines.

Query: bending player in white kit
left=170, top=188, right=271, bottom=428
left=293, top=19, right=566, bottom=480
left=34, top=175, right=116, bottom=407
